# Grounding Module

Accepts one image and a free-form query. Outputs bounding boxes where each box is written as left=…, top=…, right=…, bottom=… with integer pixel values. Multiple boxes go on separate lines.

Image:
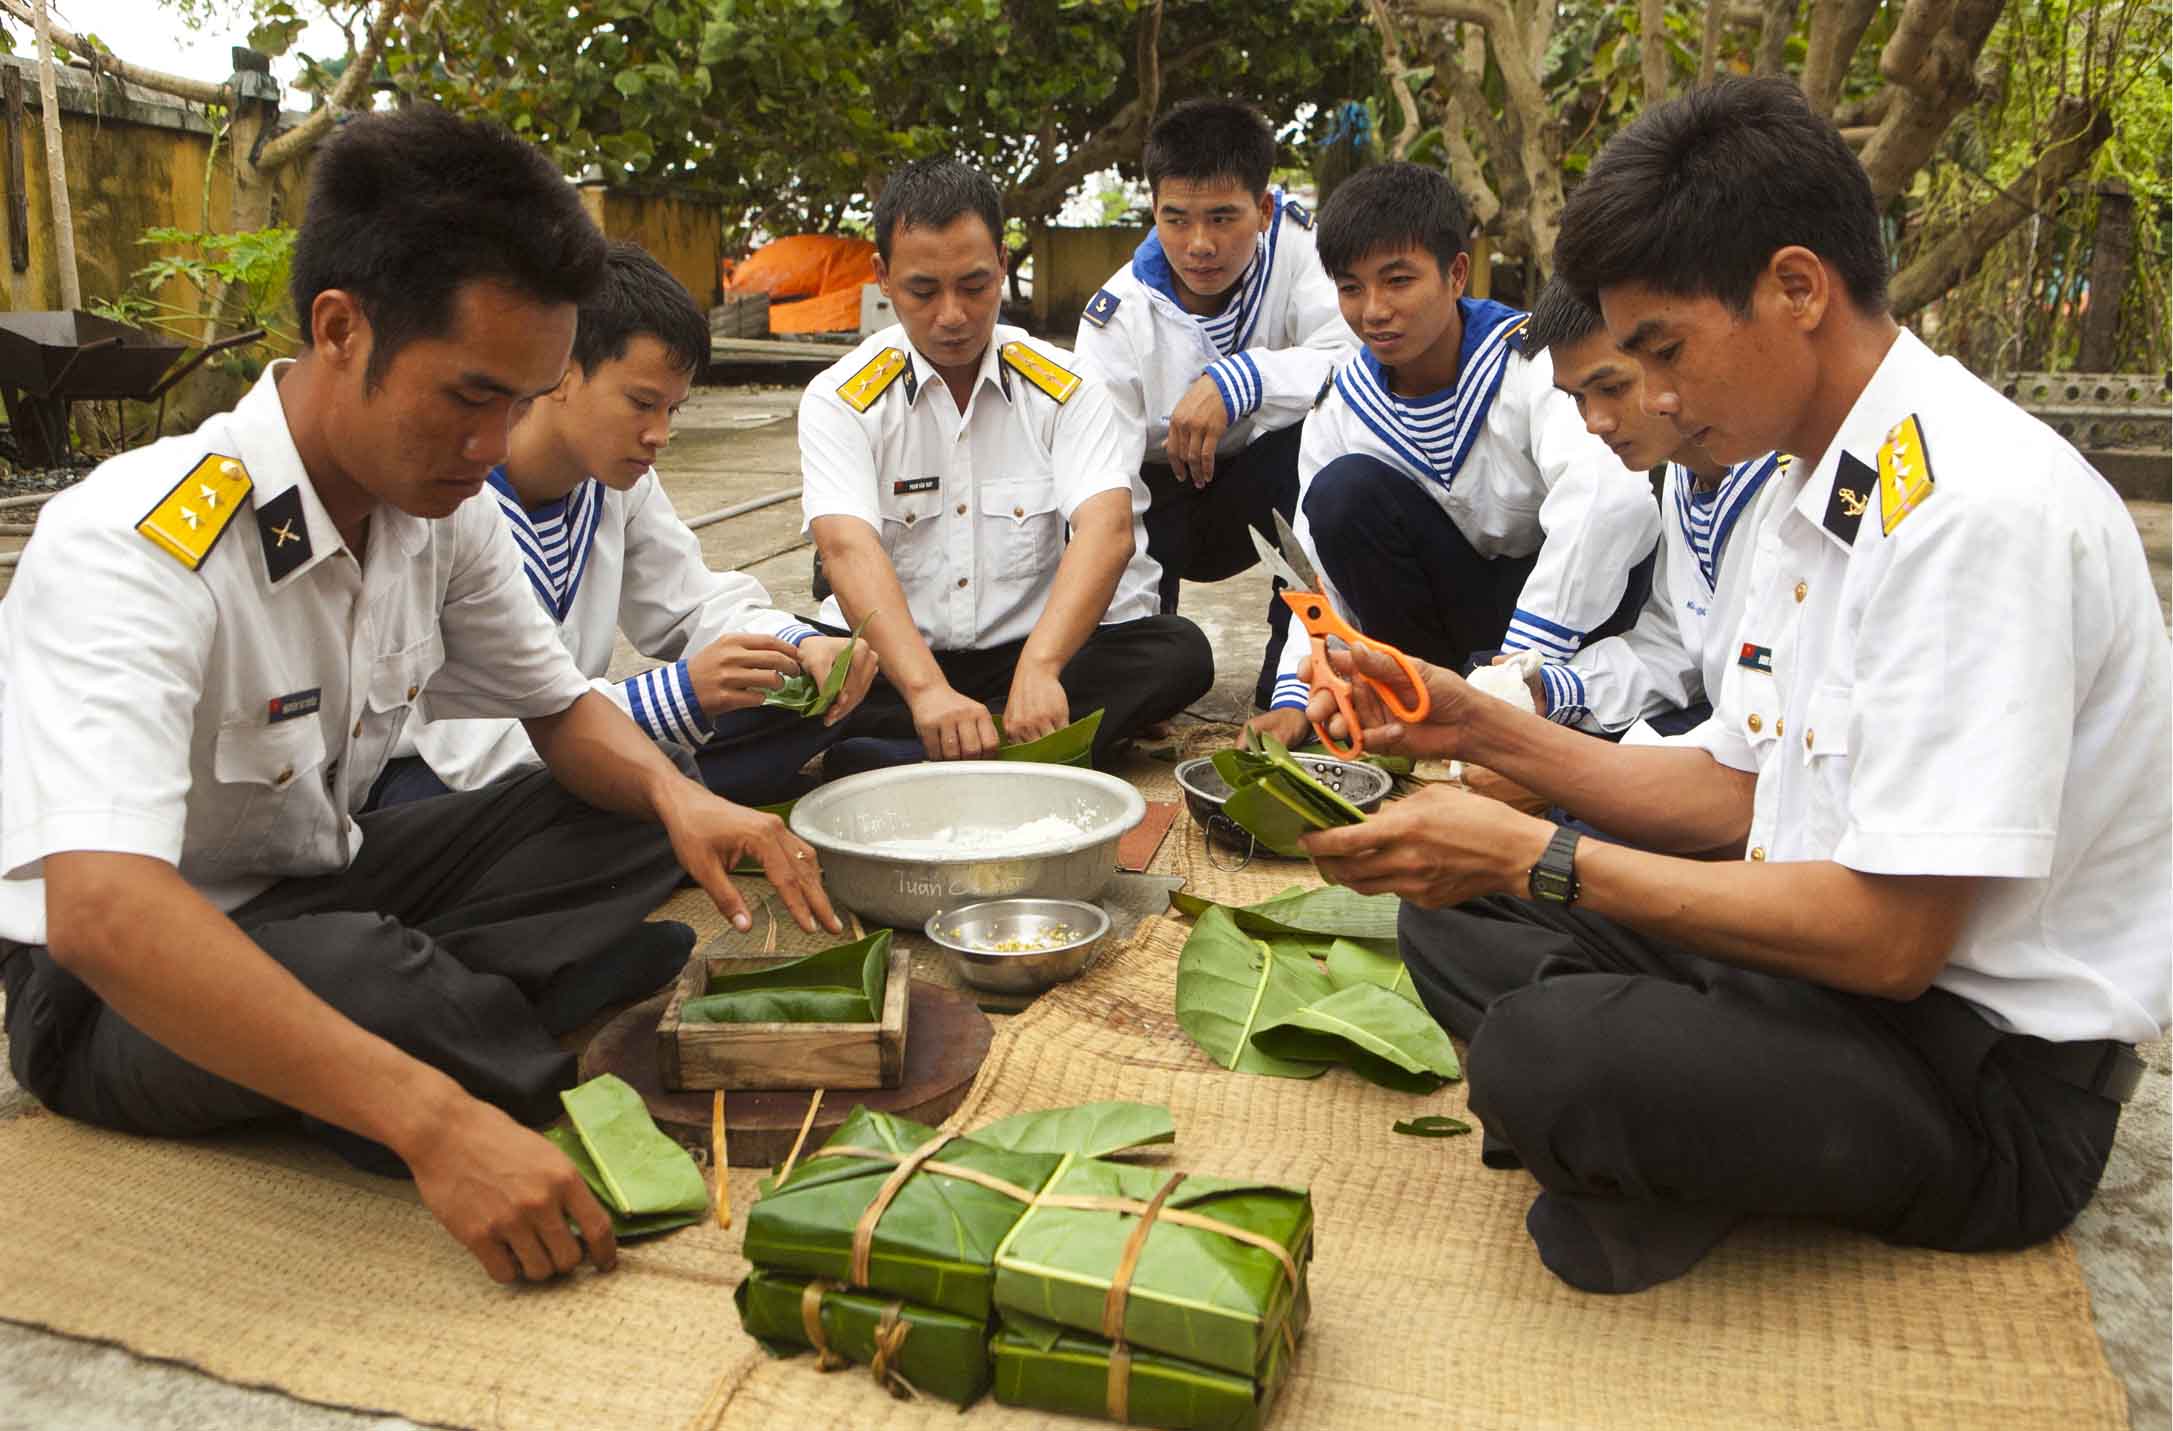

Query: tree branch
left=1801, top=0, right=1883, bottom=116
left=0, top=0, right=225, bottom=104
left=1858, top=0, right=2004, bottom=200
left=1698, top=0, right=1723, bottom=87
left=1368, top=0, right=1425, bottom=161
left=1752, top=0, right=1798, bottom=76
left=1888, top=95, right=2112, bottom=316
left=1878, top=0, right=1955, bottom=92
left=256, top=0, right=400, bottom=170
left=1639, top=0, right=1669, bottom=104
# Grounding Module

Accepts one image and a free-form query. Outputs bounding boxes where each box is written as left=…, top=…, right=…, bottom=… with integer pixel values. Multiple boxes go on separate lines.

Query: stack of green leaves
left=1210, top=728, right=1367, bottom=857
left=988, top=1154, right=1312, bottom=1427
left=542, top=1074, right=709, bottom=1238
left=680, top=930, right=889, bottom=1026
left=993, top=708, right=1104, bottom=766
left=762, top=613, right=872, bottom=718
left=1173, top=900, right=1459, bottom=1093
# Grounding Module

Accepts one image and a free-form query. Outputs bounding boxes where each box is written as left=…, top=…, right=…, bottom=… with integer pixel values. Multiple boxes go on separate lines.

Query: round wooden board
left=580, top=979, right=994, bottom=1166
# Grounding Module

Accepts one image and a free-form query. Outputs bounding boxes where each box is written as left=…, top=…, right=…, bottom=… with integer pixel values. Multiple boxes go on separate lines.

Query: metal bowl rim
left=922, top=897, right=1112, bottom=957
left=1173, top=753, right=1394, bottom=806
left=790, top=761, right=1147, bottom=861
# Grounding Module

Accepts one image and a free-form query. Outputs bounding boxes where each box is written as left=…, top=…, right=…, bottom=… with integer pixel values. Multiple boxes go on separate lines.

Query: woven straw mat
left=0, top=850, right=2129, bottom=1429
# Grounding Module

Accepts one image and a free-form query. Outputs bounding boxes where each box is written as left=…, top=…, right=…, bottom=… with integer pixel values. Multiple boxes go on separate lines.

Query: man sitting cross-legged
left=1298, top=78, right=2168, bottom=1297
left=0, top=110, right=841, bottom=1288
left=372, top=241, right=875, bottom=809
left=801, top=158, right=1211, bottom=771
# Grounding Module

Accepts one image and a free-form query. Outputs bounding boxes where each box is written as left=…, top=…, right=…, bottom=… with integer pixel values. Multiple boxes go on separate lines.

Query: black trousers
left=1141, top=421, right=1305, bottom=707
left=835, top=613, right=1213, bottom=768
left=1304, top=453, right=1653, bottom=673
left=1399, top=895, right=2123, bottom=1252
left=2, top=767, right=691, bottom=1173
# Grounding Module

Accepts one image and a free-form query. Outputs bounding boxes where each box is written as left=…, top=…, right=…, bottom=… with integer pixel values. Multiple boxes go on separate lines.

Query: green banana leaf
left=740, top=1106, right=1063, bottom=1320
left=556, top=1074, right=709, bottom=1226
left=1361, top=752, right=1415, bottom=776
left=542, top=1125, right=704, bottom=1239
left=993, top=708, right=1104, bottom=766
left=763, top=613, right=871, bottom=717
left=990, top=1300, right=1301, bottom=1431
left=1168, top=884, right=1402, bottom=941
left=735, top=1269, right=993, bottom=1406
left=1392, top=1115, right=1472, bottom=1138
left=730, top=799, right=798, bottom=875
left=991, top=1154, right=1312, bottom=1377
left=681, top=930, right=889, bottom=1026
left=1208, top=729, right=1367, bottom=857
left=1323, top=936, right=1423, bottom=1008
left=969, top=1101, right=1175, bottom=1159
left=1174, top=906, right=1334, bottom=1080
left=1249, top=984, right=1461, bottom=1093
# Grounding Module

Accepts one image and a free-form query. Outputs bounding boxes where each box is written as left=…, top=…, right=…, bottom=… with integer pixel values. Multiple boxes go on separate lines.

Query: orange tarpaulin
left=723, top=235, right=878, bottom=335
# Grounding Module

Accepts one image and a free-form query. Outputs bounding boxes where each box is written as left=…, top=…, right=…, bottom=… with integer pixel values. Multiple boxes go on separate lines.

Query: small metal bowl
left=924, top=897, right=1110, bottom=995
left=1174, top=753, right=1395, bottom=851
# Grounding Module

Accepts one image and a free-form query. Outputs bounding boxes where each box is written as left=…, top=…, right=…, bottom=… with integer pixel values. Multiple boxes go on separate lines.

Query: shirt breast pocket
left=1798, top=682, right=1853, bottom=851
left=979, top=480, right=1062, bottom=581
left=368, top=631, right=446, bottom=745
left=878, top=489, right=945, bottom=584
left=204, top=718, right=330, bottom=873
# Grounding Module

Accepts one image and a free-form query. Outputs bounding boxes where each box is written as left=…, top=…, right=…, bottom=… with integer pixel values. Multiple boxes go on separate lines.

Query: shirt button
left=1794, top=581, right=1808, bottom=603
left=1775, top=718, right=1785, bottom=738
left=1747, top=713, right=1763, bottom=733
left=1749, top=845, right=1767, bottom=861
left=352, top=718, right=364, bottom=738
left=956, top=503, right=967, bottom=516
left=956, top=577, right=969, bottom=589
left=1012, top=505, right=1025, bottom=518
left=275, top=766, right=295, bottom=787
left=1805, top=729, right=1816, bottom=750
left=405, top=684, right=419, bottom=701
left=904, top=512, right=917, bottom=526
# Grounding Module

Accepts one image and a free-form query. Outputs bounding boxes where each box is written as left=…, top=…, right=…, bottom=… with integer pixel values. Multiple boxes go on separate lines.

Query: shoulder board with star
left=837, top=346, right=908, bottom=413
left=136, top=453, right=252, bottom=570
left=1876, top=414, right=1933, bottom=535
left=1000, top=341, right=1080, bottom=405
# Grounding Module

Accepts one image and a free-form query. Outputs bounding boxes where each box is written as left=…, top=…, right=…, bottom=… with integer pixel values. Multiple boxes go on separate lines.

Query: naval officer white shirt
left=0, top=364, right=591, bottom=944
left=798, top=323, right=1157, bottom=652
left=1689, top=329, right=2170, bottom=1044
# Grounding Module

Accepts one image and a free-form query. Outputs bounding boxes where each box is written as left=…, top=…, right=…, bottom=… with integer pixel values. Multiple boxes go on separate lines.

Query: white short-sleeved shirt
left=1070, top=190, right=1357, bottom=471
left=401, top=468, right=817, bottom=791
left=798, top=324, right=1156, bottom=651
left=1543, top=454, right=1785, bottom=735
left=1689, top=329, right=2170, bottom=1043
left=0, top=364, right=592, bottom=943
left=1271, top=302, right=1662, bottom=710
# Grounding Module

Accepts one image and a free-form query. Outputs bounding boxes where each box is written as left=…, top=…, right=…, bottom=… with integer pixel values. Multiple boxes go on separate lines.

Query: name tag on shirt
left=1737, top=644, right=1773, bottom=674
left=268, top=688, right=321, bottom=722
left=892, top=478, right=940, bottom=496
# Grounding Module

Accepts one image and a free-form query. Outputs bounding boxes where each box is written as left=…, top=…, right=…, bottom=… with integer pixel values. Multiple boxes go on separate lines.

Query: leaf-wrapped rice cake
left=734, top=1268, right=993, bottom=1406
left=740, top=1107, right=1063, bottom=1321
left=992, top=1155, right=1312, bottom=1377
left=990, top=1298, right=1303, bottom=1431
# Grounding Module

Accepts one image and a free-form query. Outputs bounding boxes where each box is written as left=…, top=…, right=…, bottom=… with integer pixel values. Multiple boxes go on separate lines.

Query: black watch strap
left=1527, top=825, right=1581, bottom=905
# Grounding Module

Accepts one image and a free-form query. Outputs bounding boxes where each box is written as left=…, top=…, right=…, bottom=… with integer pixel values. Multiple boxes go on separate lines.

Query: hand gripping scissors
left=1250, top=512, right=1431, bottom=758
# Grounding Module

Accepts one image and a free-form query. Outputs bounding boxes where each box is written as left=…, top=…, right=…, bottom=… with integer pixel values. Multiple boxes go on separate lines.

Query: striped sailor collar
left=1129, top=188, right=1295, bottom=350
left=901, top=327, right=1013, bottom=407
left=1334, top=297, right=1527, bottom=489
left=1787, top=327, right=1936, bottom=552
left=1672, top=451, right=1783, bottom=592
left=234, top=361, right=427, bottom=589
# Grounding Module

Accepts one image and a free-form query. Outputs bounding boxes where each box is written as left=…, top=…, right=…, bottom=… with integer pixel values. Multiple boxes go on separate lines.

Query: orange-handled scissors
left=1251, top=513, right=1431, bottom=758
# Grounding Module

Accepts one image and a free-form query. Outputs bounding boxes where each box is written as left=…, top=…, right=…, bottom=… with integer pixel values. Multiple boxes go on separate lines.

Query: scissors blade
left=1249, top=525, right=1309, bottom=591
left=1270, top=511, right=1324, bottom=592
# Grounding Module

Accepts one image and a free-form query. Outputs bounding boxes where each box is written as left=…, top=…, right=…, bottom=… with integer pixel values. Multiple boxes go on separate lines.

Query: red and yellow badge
left=1876, top=415, right=1933, bottom=536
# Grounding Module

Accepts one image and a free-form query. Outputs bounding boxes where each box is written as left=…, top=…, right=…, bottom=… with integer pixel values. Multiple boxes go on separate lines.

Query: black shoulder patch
left=1502, top=316, right=1530, bottom=355
left=256, top=485, right=312, bottom=583
left=1082, top=288, right=1121, bottom=329
left=1313, top=370, right=1335, bottom=409
left=1824, top=451, right=1876, bottom=546
left=1284, top=198, right=1313, bottom=230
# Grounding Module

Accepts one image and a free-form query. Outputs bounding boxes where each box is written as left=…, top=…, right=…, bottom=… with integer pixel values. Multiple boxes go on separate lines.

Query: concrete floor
left=0, top=384, right=2166, bottom=1428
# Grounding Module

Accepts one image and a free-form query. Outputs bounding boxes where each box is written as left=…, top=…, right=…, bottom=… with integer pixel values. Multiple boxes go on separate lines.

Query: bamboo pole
left=29, top=0, right=76, bottom=308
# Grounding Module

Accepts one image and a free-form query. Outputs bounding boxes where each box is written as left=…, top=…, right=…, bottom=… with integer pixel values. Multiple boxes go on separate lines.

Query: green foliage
left=89, top=226, right=296, bottom=356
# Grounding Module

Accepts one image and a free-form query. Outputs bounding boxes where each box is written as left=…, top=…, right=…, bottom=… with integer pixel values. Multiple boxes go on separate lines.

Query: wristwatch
left=1527, top=826, right=1582, bottom=905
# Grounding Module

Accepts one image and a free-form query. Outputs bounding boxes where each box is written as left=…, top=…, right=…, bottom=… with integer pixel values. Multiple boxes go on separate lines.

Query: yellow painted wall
left=1031, top=224, right=1147, bottom=336
left=581, top=186, right=725, bottom=309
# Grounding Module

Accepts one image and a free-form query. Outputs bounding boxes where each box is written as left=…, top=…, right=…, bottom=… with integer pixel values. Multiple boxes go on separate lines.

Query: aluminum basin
left=790, top=762, right=1146, bottom=928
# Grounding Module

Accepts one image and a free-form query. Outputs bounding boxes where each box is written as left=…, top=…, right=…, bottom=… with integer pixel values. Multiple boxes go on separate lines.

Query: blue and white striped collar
left=1331, top=297, right=1527, bottom=492
left=1671, top=451, right=1783, bottom=594
left=487, top=467, right=606, bottom=623
left=1130, top=189, right=1293, bottom=357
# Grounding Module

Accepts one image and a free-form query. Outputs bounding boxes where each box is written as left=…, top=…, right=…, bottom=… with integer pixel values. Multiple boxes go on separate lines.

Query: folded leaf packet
left=763, top=612, right=871, bottom=718
left=545, top=1074, right=708, bottom=1238
left=679, top=930, right=890, bottom=1026
left=992, top=1154, right=1313, bottom=1378
left=990, top=1300, right=1302, bottom=1431
left=735, top=1267, right=993, bottom=1405
left=994, top=708, right=1104, bottom=766
left=1210, top=728, right=1366, bottom=857
left=740, top=1107, right=1065, bottom=1321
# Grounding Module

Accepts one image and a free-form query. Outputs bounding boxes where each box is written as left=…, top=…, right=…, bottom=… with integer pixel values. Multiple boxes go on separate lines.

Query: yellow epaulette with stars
left=837, top=347, right=908, bottom=412
left=1001, top=341, right=1080, bottom=405
left=1877, top=414, right=1934, bottom=535
left=136, top=453, right=252, bottom=569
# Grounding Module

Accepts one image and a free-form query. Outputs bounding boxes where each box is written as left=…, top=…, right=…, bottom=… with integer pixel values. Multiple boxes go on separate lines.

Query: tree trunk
left=1640, top=0, right=1670, bottom=104
left=1369, top=0, right=1427, bottom=161
left=29, top=0, right=75, bottom=308
left=1888, top=95, right=2112, bottom=317
left=2075, top=181, right=2134, bottom=372
left=1753, top=0, right=1799, bottom=76
left=1859, top=0, right=2006, bottom=202
left=1801, top=0, right=1883, bottom=116
left=1698, top=0, right=1723, bottom=86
